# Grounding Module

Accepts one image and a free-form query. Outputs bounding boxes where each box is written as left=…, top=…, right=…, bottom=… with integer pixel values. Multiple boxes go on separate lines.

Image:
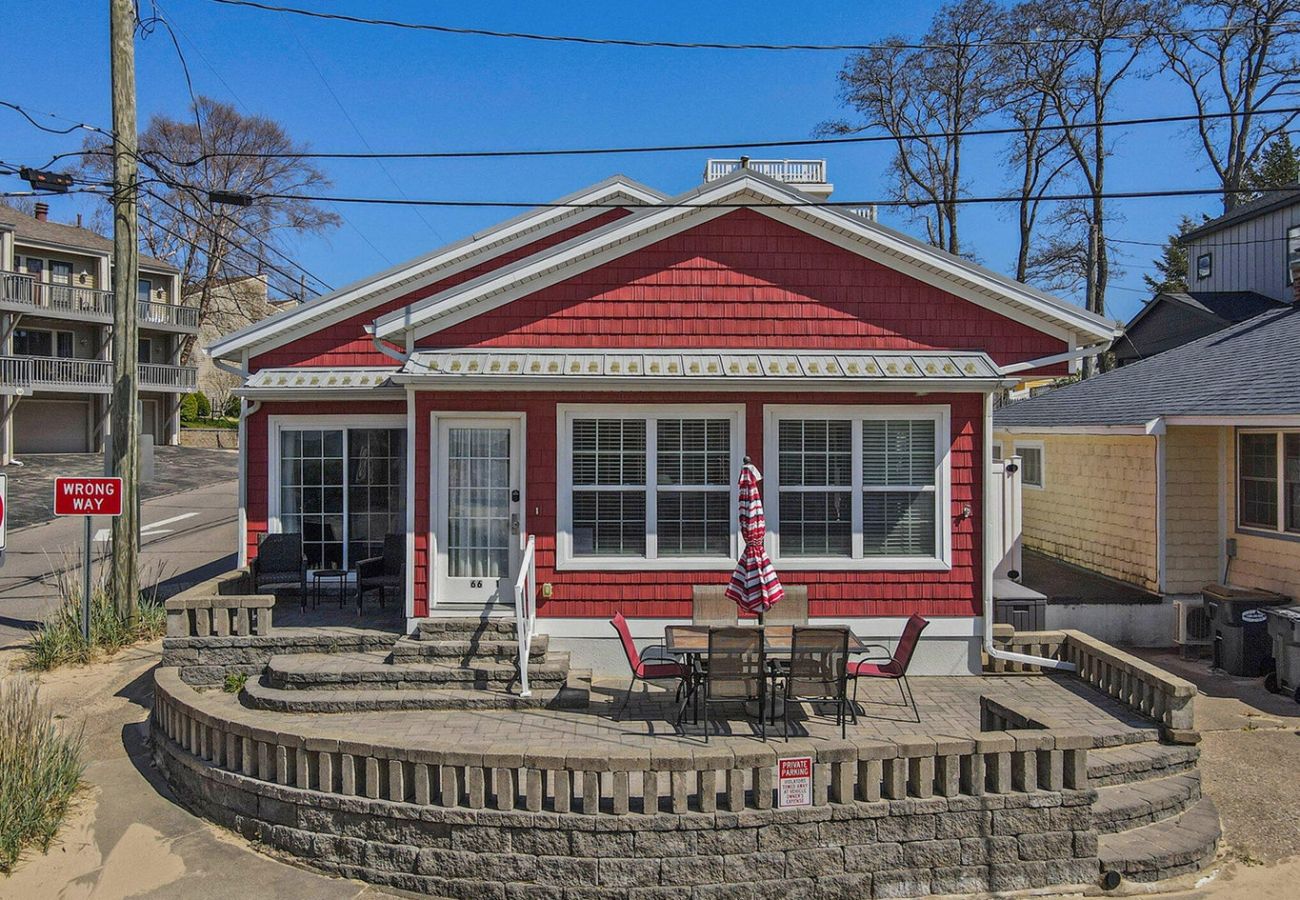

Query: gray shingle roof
left=1170, top=290, right=1287, bottom=323
left=995, top=304, right=1300, bottom=427
left=1180, top=186, right=1300, bottom=241
left=0, top=203, right=177, bottom=272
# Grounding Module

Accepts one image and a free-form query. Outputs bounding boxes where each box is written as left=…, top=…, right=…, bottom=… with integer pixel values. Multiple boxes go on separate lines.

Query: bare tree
left=822, top=0, right=1007, bottom=255
left=1152, top=0, right=1300, bottom=211
left=1015, top=0, right=1155, bottom=373
left=82, top=97, right=339, bottom=361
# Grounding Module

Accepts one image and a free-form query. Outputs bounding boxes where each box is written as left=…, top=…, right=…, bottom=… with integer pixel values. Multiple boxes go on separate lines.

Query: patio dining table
left=663, top=625, right=875, bottom=722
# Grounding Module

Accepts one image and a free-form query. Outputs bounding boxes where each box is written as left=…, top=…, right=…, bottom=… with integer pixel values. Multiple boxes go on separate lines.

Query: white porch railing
left=140, top=362, right=198, bottom=391
left=704, top=158, right=828, bottom=184
left=139, top=298, right=201, bottom=330
left=513, top=534, right=537, bottom=697
left=0, top=271, right=114, bottom=320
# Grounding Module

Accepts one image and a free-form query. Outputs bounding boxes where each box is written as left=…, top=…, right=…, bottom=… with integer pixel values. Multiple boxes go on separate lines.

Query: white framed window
left=1014, top=441, right=1045, bottom=489
left=556, top=404, right=743, bottom=570
left=1237, top=429, right=1300, bottom=536
left=1288, top=225, right=1300, bottom=285
left=764, top=405, right=951, bottom=571
left=268, top=415, right=407, bottom=570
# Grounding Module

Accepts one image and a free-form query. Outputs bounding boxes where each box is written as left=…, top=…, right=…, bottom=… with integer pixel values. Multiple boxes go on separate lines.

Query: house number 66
left=470, top=580, right=483, bottom=588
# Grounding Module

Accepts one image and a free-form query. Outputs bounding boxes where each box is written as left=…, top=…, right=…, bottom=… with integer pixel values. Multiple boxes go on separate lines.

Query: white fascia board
left=207, top=176, right=664, bottom=361
left=380, top=171, right=1119, bottom=346
left=1165, top=414, right=1300, bottom=427
left=391, top=375, right=1013, bottom=392
left=993, top=424, right=1153, bottom=435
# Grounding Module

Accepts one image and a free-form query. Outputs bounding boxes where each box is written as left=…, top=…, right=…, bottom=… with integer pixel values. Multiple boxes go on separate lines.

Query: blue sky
left=0, top=0, right=1242, bottom=321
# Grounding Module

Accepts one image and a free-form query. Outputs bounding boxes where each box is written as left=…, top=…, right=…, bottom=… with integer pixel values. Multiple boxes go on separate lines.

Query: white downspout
left=215, top=355, right=257, bottom=569
left=982, top=391, right=1076, bottom=672
left=367, top=325, right=410, bottom=366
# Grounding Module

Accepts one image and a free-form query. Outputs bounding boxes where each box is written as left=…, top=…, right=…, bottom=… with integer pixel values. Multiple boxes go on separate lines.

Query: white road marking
left=93, top=511, right=199, bottom=543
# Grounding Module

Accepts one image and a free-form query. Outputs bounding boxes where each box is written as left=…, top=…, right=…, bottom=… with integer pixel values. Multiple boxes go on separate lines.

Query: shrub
left=180, top=392, right=198, bottom=421
left=0, top=677, right=84, bottom=873
left=222, top=672, right=249, bottom=693
left=25, top=554, right=168, bottom=672
left=195, top=392, right=211, bottom=418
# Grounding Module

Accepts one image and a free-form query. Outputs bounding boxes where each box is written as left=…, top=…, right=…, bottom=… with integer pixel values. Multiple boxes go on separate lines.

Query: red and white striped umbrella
left=724, top=461, right=784, bottom=615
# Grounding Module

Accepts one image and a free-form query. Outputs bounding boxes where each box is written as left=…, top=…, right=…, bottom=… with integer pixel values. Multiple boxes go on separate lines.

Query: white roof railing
left=704, top=158, right=828, bottom=185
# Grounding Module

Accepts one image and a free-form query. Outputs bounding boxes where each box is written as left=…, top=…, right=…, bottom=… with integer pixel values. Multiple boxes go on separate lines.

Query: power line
left=206, top=0, right=1300, bottom=52
left=0, top=100, right=109, bottom=136
left=77, top=107, right=1300, bottom=168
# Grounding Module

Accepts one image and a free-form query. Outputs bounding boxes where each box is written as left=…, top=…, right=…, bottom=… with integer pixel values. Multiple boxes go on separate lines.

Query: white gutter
left=998, top=341, right=1114, bottom=376
left=236, top=397, right=262, bottom=568
left=982, top=391, right=1076, bottom=672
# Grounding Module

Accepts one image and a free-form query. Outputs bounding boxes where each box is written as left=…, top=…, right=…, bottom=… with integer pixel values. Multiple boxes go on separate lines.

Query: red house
left=209, top=163, right=1117, bottom=675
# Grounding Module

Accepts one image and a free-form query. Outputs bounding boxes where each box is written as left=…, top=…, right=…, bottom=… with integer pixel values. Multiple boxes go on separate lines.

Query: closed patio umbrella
left=724, top=458, right=784, bottom=619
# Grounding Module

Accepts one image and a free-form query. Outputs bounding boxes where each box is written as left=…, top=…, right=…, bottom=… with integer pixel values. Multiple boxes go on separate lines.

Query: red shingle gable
left=416, top=209, right=1065, bottom=367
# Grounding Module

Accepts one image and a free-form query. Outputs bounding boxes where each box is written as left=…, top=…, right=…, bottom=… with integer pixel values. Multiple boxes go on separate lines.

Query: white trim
left=1169, top=415, right=1300, bottom=427
left=209, top=177, right=665, bottom=360
left=1155, top=431, right=1167, bottom=593
left=1217, top=427, right=1229, bottom=582
left=405, top=388, right=416, bottom=619
left=378, top=173, right=1117, bottom=345
left=1012, top=440, right=1045, bottom=490
left=427, top=411, right=528, bottom=609
left=1235, top=426, right=1300, bottom=539
left=266, top=414, right=406, bottom=569
left=994, top=423, right=1152, bottom=435
left=554, top=403, right=745, bottom=571
left=762, top=404, right=953, bottom=571
left=996, top=415, right=1300, bottom=433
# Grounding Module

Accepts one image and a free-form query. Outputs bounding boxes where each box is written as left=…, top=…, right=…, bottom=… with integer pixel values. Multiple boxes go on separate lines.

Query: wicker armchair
left=356, top=534, right=404, bottom=608
left=250, top=533, right=307, bottom=597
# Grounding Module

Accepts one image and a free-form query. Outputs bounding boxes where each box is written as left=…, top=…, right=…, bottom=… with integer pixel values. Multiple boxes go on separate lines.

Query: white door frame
left=427, top=411, right=527, bottom=615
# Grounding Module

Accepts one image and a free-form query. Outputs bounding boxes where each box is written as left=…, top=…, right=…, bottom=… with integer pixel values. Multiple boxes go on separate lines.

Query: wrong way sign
left=54, top=477, right=125, bottom=517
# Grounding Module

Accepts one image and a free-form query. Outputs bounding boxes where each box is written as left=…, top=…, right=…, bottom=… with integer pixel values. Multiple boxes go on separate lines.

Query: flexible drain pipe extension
left=982, top=391, right=1076, bottom=672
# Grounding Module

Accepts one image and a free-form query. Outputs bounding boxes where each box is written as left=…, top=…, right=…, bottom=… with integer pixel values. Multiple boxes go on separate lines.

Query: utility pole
left=109, top=0, right=140, bottom=622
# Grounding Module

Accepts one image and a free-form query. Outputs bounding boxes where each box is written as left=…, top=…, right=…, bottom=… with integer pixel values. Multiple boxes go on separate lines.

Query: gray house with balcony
left=1116, top=188, right=1298, bottom=365
left=0, top=202, right=198, bottom=459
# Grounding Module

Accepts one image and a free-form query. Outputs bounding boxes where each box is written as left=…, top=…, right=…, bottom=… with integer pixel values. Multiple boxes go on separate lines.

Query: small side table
left=312, top=569, right=349, bottom=610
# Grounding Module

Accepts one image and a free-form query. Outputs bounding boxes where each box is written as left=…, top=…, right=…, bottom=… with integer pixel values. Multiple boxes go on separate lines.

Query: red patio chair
left=847, top=614, right=930, bottom=723
left=609, top=612, right=690, bottom=722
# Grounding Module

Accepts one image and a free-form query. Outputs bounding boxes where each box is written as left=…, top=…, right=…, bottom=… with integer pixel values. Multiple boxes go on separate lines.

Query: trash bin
left=1264, top=607, right=1300, bottom=700
left=1202, top=584, right=1291, bottom=676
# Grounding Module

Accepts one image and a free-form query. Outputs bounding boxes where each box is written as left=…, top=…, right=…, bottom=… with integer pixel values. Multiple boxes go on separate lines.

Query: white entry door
left=435, top=417, right=522, bottom=610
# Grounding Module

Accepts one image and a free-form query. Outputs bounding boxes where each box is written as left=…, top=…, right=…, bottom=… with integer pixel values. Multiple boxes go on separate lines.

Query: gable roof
left=1122, top=289, right=1286, bottom=336
left=1181, top=186, right=1300, bottom=241
left=0, top=203, right=177, bottom=272
left=995, top=305, right=1300, bottom=428
left=206, top=176, right=665, bottom=361
left=372, top=169, right=1120, bottom=346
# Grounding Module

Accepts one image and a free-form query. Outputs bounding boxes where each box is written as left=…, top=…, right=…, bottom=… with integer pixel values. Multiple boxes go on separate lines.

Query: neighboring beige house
left=995, top=297, right=1300, bottom=645
left=0, top=201, right=197, bottom=460
left=185, top=274, right=290, bottom=402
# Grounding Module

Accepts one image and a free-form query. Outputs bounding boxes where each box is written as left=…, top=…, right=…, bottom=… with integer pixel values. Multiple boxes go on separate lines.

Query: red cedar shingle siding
left=418, top=209, right=1066, bottom=370
left=402, top=391, right=982, bottom=620
left=250, top=208, right=631, bottom=370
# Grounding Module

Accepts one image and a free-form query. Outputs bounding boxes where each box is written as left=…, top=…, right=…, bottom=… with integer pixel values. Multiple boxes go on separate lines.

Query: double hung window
left=1238, top=431, right=1300, bottom=535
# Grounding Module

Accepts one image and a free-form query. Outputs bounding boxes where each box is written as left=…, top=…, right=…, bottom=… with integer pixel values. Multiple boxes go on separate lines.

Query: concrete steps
left=1087, top=742, right=1200, bottom=787
left=1098, top=796, right=1221, bottom=883
left=1092, top=771, right=1202, bottom=835
left=264, top=650, right=571, bottom=691
left=389, top=633, right=548, bottom=663
left=241, top=676, right=589, bottom=713
left=414, top=617, right=519, bottom=641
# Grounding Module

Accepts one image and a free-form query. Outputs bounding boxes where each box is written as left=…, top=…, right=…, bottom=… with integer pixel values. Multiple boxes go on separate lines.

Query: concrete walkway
left=0, top=643, right=403, bottom=899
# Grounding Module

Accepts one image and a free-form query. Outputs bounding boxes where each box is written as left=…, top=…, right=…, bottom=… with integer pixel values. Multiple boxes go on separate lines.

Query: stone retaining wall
left=180, top=427, right=238, bottom=449
left=153, top=670, right=1101, bottom=898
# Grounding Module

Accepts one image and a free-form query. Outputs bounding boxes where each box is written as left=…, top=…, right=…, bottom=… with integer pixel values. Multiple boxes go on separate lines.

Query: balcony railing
left=139, top=298, right=200, bottom=330
left=0, top=272, right=113, bottom=319
left=0, top=271, right=200, bottom=331
left=704, top=158, right=828, bottom=184
left=140, top=362, right=197, bottom=391
left=0, top=356, right=196, bottom=393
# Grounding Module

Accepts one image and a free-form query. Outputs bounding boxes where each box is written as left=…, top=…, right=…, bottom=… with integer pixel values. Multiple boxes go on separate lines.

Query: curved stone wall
left=152, top=670, right=1101, bottom=898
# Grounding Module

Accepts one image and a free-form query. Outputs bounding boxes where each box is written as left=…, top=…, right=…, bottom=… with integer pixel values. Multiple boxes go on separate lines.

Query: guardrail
left=513, top=534, right=537, bottom=697
left=704, top=158, right=827, bottom=183
left=140, top=362, right=198, bottom=390
left=139, top=298, right=200, bottom=329
left=0, top=356, right=196, bottom=392
left=154, top=667, right=1092, bottom=816
left=0, top=271, right=113, bottom=318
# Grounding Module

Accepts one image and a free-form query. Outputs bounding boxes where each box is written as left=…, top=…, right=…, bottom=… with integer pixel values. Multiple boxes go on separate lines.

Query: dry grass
left=0, top=676, right=83, bottom=873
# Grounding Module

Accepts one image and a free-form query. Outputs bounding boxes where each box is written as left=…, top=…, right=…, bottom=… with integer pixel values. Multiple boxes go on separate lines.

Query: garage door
left=15, top=400, right=90, bottom=453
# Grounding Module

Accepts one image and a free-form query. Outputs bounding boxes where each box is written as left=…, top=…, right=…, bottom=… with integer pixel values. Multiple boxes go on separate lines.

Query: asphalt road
left=0, top=476, right=238, bottom=648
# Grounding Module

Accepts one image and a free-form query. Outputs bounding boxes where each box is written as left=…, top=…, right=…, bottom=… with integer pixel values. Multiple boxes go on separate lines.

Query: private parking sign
left=777, top=756, right=813, bottom=808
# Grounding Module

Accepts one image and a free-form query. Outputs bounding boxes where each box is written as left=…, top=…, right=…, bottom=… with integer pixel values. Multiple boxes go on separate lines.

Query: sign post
left=0, top=473, right=7, bottom=567
left=54, top=477, right=124, bottom=642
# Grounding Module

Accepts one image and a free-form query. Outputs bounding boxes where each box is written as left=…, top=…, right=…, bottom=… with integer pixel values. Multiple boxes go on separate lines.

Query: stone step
left=414, top=617, right=519, bottom=640
left=264, top=651, right=570, bottom=691
left=1087, top=742, right=1200, bottom=787
left=241, top=678, right=589, bottom=713
left=1092, top=771, right=1202, bottom=834
left=1098, top=797, right=1220, bottom=883
left=390, top=634, right=548, bottom=663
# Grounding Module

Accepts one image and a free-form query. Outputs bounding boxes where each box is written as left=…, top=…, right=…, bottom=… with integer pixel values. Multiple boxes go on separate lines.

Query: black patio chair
left=251, top=532, right=308, bottom=598
left=356, top=534, right=404, bottom=609
left=702, top=627, right=766, bottom=742
left=782, top=626, right=851, bottom=739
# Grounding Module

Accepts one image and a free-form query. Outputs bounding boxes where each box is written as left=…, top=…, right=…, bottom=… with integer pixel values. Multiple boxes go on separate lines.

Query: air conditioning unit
left=1173, top=599, right=1212, bottom=657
